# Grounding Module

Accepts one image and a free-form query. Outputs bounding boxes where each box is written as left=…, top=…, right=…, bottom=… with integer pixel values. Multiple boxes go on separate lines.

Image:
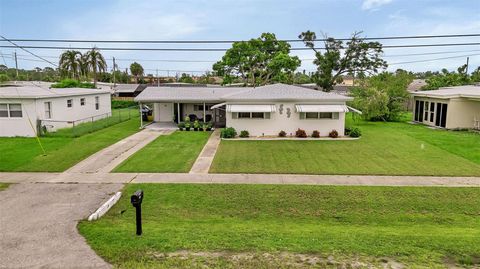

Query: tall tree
left=299, top=31, right=387, bottom=91
left=213, top=33, right=301, bottom=86
left=84, top=47, right=107, bottom=87
left=59, top=50, right=82, bottom=79
left=130, top=62, right=144, bottom=83
left=422, top=65, right=476, bottom=90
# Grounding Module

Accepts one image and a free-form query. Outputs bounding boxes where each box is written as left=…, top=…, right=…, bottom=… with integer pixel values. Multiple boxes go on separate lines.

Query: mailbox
left=130, top=189, right=144, bottom=235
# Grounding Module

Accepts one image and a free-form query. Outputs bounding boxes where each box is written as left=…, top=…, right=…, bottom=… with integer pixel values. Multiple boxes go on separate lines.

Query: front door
left=214, top=108, right=226, bottom=128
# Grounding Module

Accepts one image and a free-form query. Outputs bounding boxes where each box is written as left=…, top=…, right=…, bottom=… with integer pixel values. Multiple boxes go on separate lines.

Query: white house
left=411, top=85, right=480, bottom=129
left=0, top=85, right=111, bottom=137
left=135, top=83, right=358, bottom=137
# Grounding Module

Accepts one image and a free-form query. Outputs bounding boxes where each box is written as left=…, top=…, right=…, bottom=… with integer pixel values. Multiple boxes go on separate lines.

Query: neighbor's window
left=67, top=99, right=73, bottom=108
left=95, top=96, right=100, bottom=110
left=80, top=98, right=86, bottom=106
left=301, top=112, right=337, bottom=119
left=44, top=102, right=52, bottom=119
left=0, top=104, right=8, bottom=117
left=305, top=112, right=318, bottom=119
left=8, top=104, right=23, bottom=118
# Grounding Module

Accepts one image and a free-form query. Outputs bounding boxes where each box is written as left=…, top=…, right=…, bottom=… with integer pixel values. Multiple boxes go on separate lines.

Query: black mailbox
left=130, top=190, right=144, bottom=235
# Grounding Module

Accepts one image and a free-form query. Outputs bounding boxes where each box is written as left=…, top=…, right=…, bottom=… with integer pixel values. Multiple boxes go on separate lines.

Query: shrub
left=349, top=127, right=362, bottom=138
left=112, top=100, right=136, bottom=109
left=206, top=122, right=213, bottom=131
left=311, top=130, right=320, bottom=138
left=51, top=79, right=95, bottom=89
left=221, top=127, right=237, bottom=138
left=0, top=74, right=10, bottom=83
left=184, top=116, right=190, bottom=123
left=184, top=122, right=191, bottom=131
left=344, top=127, right=352, bottom=136
left=295, top=128, right=307, bottom=138
left=239, top=130, right=249, bottom=138
left=177, top=122, right=185, bottom=130
left=193, top=120, right=200, bottom=130
left=329, top=130, right=339, bottom=138
left=278, top=130, right=287, bottom=137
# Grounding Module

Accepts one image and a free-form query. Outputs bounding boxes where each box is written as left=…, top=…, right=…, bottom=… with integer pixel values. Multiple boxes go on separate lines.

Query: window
left=67, top=99, right=73, bottom=108
left=430, top=102, right=435, bottom=122
left=235, top=112, right=270, bottom=119
left=300, top=112, right=337, bottom=119
left=95, top=96, right=100, bottom=110
left=44, top=102, right=52, bottom=119
left=194, top=104, right=211, bottom=111
left=8, top=104, right=23, bottom=118
left=424, top=102, right=429, bottom=121
left=80, top=98, right=85, bottom=106
left=0, top=104, right=7, bottom=117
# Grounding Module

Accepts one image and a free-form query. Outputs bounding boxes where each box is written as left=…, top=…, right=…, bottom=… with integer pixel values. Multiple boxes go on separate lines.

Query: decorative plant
left=329, top=129, right=339, bottom=138
left=193, top=120, right=200, bottom=131
left=185, top=122, right=191, bottom=131
left=239, top=130, right=249, bottom=138
left=312, top=130, right=320, bottom=138
left=177, top=122, right=185, bottom=131
left=221, top=127, right=237, bottom=138
left=349, top=127, right=362, bottom=138
left=344, top=127, right=352, bottom=136
left=206, top=122, right=213, bottom=131
left=184, top=116, right=190, bottom=123
left=295, top=128, right=307, bottom=138
left=202, top=123, right=208, bottom=131
left=278, top=130, right=287, bottom=137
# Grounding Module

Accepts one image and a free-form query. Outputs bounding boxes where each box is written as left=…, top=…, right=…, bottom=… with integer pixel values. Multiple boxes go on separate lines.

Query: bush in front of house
left=51, top=79, right=95, bottom=89
left=278, top=130, right=287, bottom=137
left=349, top=127, right=362, bottom=138
left=239, top=130, right=249, bottom=138
left=344, top=127, right=352, bottom=136
left=295, top=128, right=307, bottom=138
left=177, top=122, right=185, bottom=130
left=312, top=130, right=320, bottom=138
left=184, top=122, right=191, bottom=131
left=329, top=129, right=339, bottom=138
left=221, top=127, right=237, bottom=138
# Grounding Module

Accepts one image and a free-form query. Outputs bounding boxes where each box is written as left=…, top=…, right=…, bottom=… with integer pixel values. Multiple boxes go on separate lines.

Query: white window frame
left=80, top=98, right=86, bottom=106
left=44, top=102, right=52, bottom=119
left=95, top=96, right=100, bottom=110
left=300, top=112, right=338, bottom=120
left=0, top=103, right=23, bottom=118
left=233, top=112, right=270, bottom=119
left=0, top=104, right=8, bottom=118
left=67, top=99, right=73, bottom=108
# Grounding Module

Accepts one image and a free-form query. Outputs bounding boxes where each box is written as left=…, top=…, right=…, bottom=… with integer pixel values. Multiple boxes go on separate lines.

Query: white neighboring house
left=411, top=85, right=480, bottom=129
left=0, top=86, right=111, bottom=137
left=135, top=83, right=358, bottom=137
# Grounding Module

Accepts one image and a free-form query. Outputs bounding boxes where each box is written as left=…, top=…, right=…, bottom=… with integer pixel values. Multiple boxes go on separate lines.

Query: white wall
left=226, top=102, right=346, bottom=137
left=0, top=93, right=112, bottom=137
left=446, top=98, right=480, bottom=129
left=154, top=103, right=174, bottom=122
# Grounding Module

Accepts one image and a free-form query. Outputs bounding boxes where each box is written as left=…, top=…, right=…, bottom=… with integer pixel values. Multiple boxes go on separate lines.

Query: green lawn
left=0, top=118, right=140, bottom=172
left=79, top=184, right=480, bottom=268
left=114, top=131, right=211, bottom=173
left=210, top=114, right=480, bottom=176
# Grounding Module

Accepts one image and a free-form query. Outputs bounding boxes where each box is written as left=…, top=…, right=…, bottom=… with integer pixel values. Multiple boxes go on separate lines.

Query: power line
left=1, top=42, right=480, bottom=51
left=3, top=33, right=480, bottom=43
left=389, top=54, right=479, bottom=65
left=0, top=36, right=58, bottom=67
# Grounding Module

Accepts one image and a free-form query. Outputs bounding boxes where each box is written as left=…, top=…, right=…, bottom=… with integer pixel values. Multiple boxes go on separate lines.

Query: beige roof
left=407, top=79, right=427, bottom=92
left=135, top=83, right=351, bottom=103
left=412, top=85, right=480, bottom=99
left=0, top=86, right=110, bottom=99
left=114, top=84, right=140, bottom=93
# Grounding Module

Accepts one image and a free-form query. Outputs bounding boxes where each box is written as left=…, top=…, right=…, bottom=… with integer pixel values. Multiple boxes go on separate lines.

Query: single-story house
left=134, top=83, right=358, bottom=137
left=411, top=85, right=480, bottom=129
left=0, top=86, right=111, bottom=137
left=114, top=84, right=146, bottom=97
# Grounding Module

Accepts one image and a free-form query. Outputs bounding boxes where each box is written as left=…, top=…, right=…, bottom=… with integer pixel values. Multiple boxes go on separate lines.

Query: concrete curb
left=88, top=191, right=122, bottom=221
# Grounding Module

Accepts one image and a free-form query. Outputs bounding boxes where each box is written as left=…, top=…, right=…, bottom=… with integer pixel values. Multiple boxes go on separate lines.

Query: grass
left=114, top=131, right=211, bottom=173
left=0, top=118, right=140, bottom=172
left=210, top=114, right=480, bottom=176
left=78, top=184, right=480, bottom=268
left=0, top=183, right=10, bottom=191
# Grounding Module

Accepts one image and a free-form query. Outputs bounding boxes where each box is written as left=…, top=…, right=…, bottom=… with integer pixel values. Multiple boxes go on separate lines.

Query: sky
left=0, top=0, right=479, bottom=76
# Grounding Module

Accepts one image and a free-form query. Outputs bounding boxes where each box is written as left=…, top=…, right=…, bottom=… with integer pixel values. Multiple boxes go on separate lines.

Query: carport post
left=177, top=103, right=181, bottom=123
left=139, top=102, right=143, bottom=128
left=203, top=102, right=206, bottom=123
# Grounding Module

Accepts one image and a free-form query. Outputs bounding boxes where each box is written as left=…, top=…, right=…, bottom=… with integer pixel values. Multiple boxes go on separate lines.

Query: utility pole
left=14, top=51, right=18, bottom=79
left=466, top=57, right=470, bottom=74
left=112, top=57, right=116, bottom=87
left=156, top=68, right=159, bottom=86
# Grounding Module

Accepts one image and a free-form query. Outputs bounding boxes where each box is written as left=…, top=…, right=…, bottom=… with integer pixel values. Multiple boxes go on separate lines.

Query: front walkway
left=189, top=129, right=221, bottom=174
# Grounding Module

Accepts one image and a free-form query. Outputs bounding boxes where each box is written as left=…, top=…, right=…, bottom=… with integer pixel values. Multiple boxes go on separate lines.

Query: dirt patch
left=147, top=251, right=406, bottom=269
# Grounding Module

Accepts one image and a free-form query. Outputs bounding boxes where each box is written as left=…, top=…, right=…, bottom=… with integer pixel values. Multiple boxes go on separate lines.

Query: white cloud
left=362, top=0, right=393, bottom=10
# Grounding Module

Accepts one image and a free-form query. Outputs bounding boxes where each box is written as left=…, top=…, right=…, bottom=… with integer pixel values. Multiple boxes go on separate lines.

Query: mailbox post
left=130, top=190, right=144, bottom=235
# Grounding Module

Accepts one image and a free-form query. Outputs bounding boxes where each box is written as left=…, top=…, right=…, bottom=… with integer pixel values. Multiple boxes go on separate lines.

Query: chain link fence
left=38, top=107, right=139, bottom=137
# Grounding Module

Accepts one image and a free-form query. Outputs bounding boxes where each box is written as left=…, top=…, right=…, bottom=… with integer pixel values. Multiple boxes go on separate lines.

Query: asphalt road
left=0, top=183, right=123, bottom=269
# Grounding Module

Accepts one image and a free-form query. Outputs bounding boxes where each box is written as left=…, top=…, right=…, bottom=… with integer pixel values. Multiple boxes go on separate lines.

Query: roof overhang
left=295, top=104, right=349, bottom=113
left=227, top=104, right=277, bottom=113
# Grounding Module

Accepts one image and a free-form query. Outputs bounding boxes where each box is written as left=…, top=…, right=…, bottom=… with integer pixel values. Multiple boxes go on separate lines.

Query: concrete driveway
left=0, top=183, right=123, bottom=269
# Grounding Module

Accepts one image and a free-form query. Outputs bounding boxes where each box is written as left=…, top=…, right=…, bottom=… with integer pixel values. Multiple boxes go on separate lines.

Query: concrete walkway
left=1, top=172, right=480, bottom=187
left=0, top=183, right=123, bottom=269
left=67, top=129, right=172, bottom=174
left=189, top=129, right=221, bottom=174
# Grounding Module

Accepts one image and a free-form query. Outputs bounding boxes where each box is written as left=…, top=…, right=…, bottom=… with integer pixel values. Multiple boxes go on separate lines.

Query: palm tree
left=130, top=62, right=144, bottom=83
left=84, top=47, right=107, bottom=87
left=59, top=50, right=82, bottom=79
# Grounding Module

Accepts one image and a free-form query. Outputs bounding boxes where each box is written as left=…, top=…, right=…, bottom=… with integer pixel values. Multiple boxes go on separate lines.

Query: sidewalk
left=189, top=129, right=221, bottom=174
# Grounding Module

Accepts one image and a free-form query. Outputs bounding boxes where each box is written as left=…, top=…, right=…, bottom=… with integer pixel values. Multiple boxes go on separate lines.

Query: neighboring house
left=299, top=84, right=353, bottom=96
left=113, top=84, right=146, bottom=97
left=0, top=86, right=111, bottom=137
left=405, top=79, right=427, bottom=110
left=135, top=83, right=357, bottom=137
left=411, top=85, right=480, bottom=129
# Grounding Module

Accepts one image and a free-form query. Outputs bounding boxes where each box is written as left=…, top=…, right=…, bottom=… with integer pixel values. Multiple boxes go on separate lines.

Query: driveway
left=0, top=183, right=123, bottom=269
